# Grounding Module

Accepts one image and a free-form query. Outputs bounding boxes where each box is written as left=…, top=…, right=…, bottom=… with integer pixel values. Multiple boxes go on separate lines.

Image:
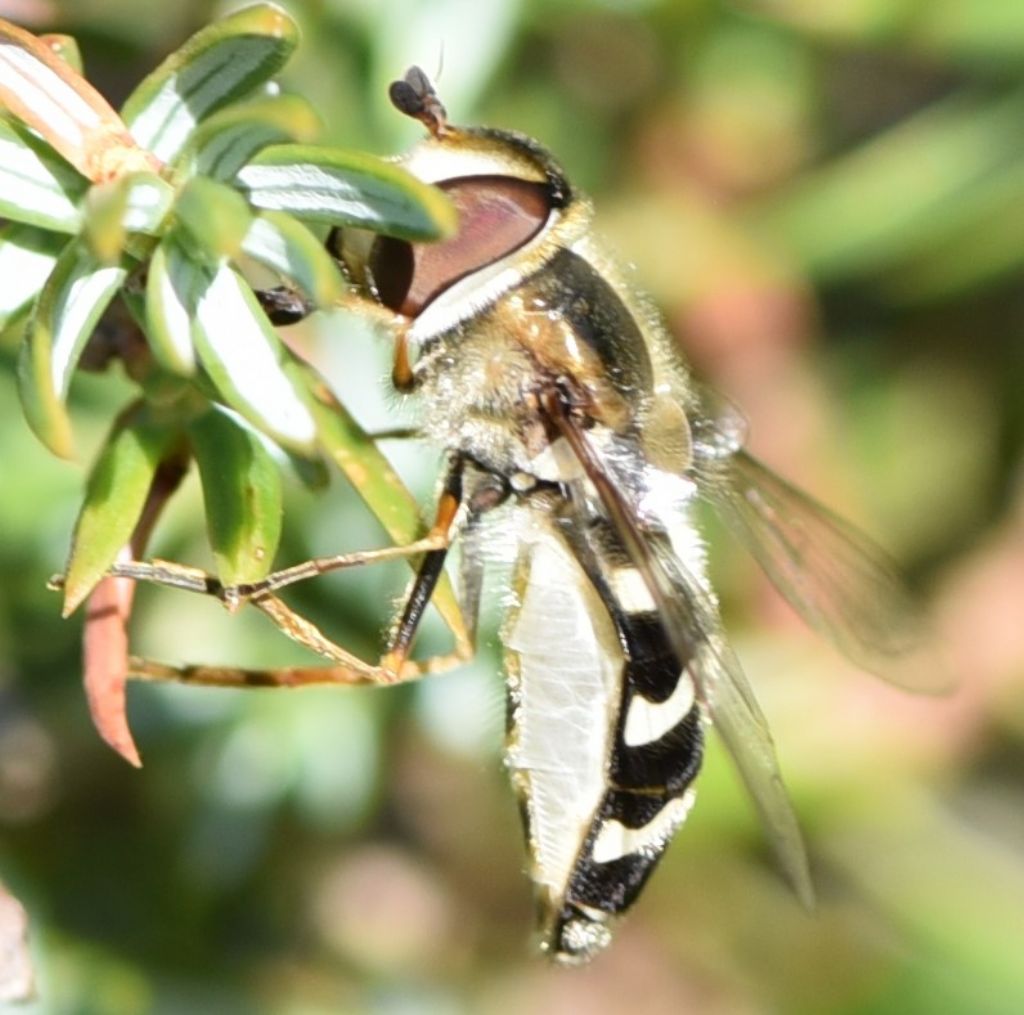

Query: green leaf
left=190, top=407, right=283, bottom=585
left=242, top=211, right=345, bottom=307
left=63, top=404, right=179, bottom=615
left=745, top=89, right=1024, bottom=280
left=235, top=144, right=457, bottom=240
left=191, top=262, right=316, bottom=454
left=83, top=182, right=131, bottom=262
left=116, top=171, right=175, bottom=234
left=885, top=161, right=1024, bottom=301
left=39, top=33, right=83, bottom=74
left=0, top=223, right=67, bottom=328
left=0, top=117, right=85, bottom=232
left=293, top=361, right=468, bottom=649
left=0, top=16, right=154, bottom=182
left=144, top=235, right=202, bottom=375
left=174, top=175, right=254, bottom=263
left=84, top=170, right=174, bottom=262
left=745, top=0, right=1024, bottom=63
left=120, top=4, right=299, bottom=164
left=912, top=0, right=1024, bottom=61
left=18, top=240, right=127, bottom=458
left=177, top=93, right=321, bottom=182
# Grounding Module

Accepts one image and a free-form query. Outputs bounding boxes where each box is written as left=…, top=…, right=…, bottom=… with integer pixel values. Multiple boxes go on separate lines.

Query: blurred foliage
left=2, top=0, right=1024, bottom=1012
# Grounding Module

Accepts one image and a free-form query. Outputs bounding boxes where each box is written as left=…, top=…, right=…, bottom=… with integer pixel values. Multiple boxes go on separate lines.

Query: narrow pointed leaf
left=746, top=89, right=1024, bottom=280
left=83, top=572, right=141, bottom=768
left=83, top=452, right=184, bottom=768
left=63, top=405, right=178, bottom=614
left=886, top=162, right=1024, bottom=301
left=119, top=171, right=175, bottom=233
left=0, top=223, right=66, bottom=327
left=190, top=407, right=283, bottom=585
left=121, top=3, right=299, bottom=164
left=0, top=117, right=85, bottom=231
left=745, top=0, right=1024, bottom=63
left=84, top=170, right=174, bottom=262
left=192, top=262, right=316, bottom=453
left=236, top=144, right=457, bottom=240
left=85, top=183, right=130, bottom=260
left=144, top=236, right=202, bottom=375
left=39, top=33, right=82, bottom=74
left=178, top=93, right=321, bottom=182
left=0, top=17, right=156, bottom=181
left=242, top=211, right=345, bottom=306
left=294, top=362, right=468, bottom=648
left=174, top=175, right=253, bottom=262
left=18, top=240, right=127, bottom=458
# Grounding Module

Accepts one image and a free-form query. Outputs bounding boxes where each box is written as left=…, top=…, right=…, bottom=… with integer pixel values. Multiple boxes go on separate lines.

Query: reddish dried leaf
left=83, top=558, right=141, bottom=767
left=78, top=452, right=187, bottom=764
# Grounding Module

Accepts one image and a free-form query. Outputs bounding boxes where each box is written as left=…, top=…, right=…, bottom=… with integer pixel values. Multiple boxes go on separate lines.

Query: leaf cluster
left=0, top=4, right=463, bottom=760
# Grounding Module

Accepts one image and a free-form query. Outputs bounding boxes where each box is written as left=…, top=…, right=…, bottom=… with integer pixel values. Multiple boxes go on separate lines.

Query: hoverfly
left=110, top=68, right=942, bottom=964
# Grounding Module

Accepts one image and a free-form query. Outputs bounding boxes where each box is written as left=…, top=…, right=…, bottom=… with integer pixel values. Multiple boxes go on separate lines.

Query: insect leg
left=380, top=453, right=466, bottom=675
left=380, top=458, right=508, bottom=679
left=129, top=589, right=384, bottom=688
left=92, top=528, right=451, bottom=611
left=125, top=558, right=483, bottom=690
left=96, top=528, right=455, bottom=685
left=363, top=427, right=421, bottom=441
left=127, top=582, right=396, bottom=688
left=391, top=322, right=416, bottom=392
left=120, top=456, right=489, bottom=689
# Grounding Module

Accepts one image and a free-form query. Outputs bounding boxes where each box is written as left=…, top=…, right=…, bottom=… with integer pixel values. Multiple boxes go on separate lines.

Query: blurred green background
left=2, top=0, right=1024, bottom=1012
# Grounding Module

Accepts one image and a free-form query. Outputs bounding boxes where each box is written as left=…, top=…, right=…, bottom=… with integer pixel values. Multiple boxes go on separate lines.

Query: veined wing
left=651, top=531, right=815, bottom=909
left=545, top=395, right=814, bottom=908
left=699, top=448, right=950, bottom=694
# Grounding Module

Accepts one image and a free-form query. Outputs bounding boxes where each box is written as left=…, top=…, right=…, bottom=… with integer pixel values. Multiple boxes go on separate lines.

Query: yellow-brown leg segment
left=391, top=324, right=416, bottom=393
left=83, top=531, right=450, bottom=608
left=380, top=456, right=465, bottom=677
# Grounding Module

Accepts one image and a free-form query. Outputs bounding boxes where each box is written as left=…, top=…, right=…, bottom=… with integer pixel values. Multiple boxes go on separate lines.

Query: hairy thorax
left=412, top=248, right=655, bottom=482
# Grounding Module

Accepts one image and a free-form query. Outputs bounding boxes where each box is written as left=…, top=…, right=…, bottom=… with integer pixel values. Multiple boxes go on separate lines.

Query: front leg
left=391, top=320, right=417, bottom=393
left=381, top=452, right=466, bottom=674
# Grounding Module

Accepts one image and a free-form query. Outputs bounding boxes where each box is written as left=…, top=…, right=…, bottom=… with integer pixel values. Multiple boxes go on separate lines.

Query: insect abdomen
left=549, top=603, right=704, bottom=963
left=506, top=513, right=704, bottom=964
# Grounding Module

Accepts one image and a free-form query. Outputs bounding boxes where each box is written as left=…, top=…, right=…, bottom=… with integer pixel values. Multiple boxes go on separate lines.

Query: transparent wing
left=655, top=541, right=816, bottom=909
left=546, top=399, right=814, bottom=906
left=700, top=449, right=950, bottom=693
left=710, top=659, right=815, bottom=908
left=687, top=384, right=748, bottom=463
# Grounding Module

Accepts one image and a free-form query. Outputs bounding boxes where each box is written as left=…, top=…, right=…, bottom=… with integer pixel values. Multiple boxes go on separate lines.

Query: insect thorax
left=411, top=245, right=658, bottom=483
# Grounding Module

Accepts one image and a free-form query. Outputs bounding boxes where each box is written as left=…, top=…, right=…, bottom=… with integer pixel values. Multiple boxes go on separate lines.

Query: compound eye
left=369, top=175, right=552, bottom=317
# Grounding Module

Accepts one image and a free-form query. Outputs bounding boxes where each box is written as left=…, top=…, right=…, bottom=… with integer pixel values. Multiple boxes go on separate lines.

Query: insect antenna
left=389, top=65, right=449, bottom=137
